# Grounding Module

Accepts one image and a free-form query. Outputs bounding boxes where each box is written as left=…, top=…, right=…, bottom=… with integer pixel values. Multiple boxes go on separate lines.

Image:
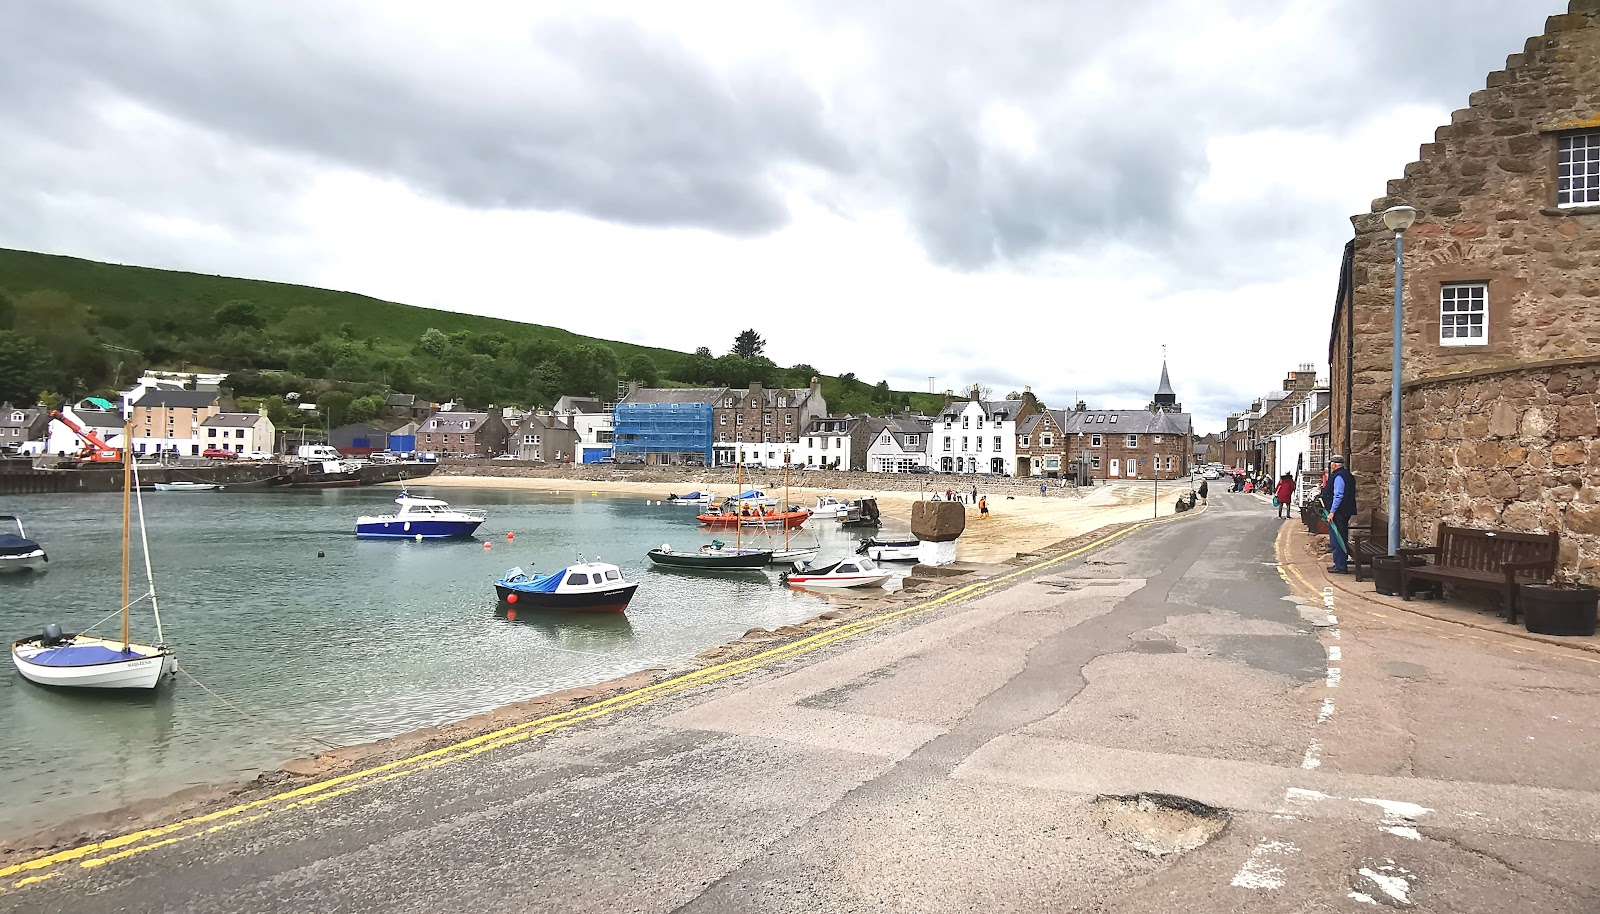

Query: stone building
left=129, top=388, right=228, bottom=457
left=798, top=415, right=870, bottom=470
left=1248, top=366, right=1322, bottom=476
left=417, top=408, right=510, bottom=458
left=510, top=412, right=581, bottom=463
left=1054, top=360, right=1194, bottom=481
left=711, top=379, right=828, bottom=469
left=1328, top=2, right=1600, bottom=580
left=1016, top=409, right=1069, bottom=478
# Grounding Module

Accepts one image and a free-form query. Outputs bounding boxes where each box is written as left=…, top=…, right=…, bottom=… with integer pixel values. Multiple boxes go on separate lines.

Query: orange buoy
left=483, top=541, right=492, bottom=550
left=506, top=593, right=518, bottom=604
left=506, top=532, right=515, bottom=541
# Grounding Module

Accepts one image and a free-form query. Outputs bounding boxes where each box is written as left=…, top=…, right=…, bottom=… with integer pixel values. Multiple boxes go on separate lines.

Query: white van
left=296, top=445, right=342, bottom=461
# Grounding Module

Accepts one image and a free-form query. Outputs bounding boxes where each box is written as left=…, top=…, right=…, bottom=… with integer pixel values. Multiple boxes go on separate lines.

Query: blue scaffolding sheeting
left=613, top=402, right=713, bottom=460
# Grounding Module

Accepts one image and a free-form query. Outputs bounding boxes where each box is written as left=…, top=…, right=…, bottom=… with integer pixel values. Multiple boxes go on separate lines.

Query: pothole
left=1092, top=793, right=1230, bottom=856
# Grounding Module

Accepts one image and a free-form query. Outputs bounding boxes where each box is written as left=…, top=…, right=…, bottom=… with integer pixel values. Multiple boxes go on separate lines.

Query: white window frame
left=1019, top=435, right=1030, bottom=448
left=1091, top=454, right=1102, bottom=469
left=1440, top=282, right=1488, bottom=346
left=906, top=435, right=920, bottom=447
left=1091, top=434, right=1102, bottom=447
left=1558, top=131, right=1600, bottom=208
left=1041, top=434, right=1052, bottom=447
left=1126, top=434, right=1138, bottom=448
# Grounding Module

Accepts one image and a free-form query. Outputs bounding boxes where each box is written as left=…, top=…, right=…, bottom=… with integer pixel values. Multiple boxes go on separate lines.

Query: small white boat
left=666, top=490, right=712, bottom=505
left=780, top=555, right=892, bottom=589
left=0, top=515, right=47, bottom=573
left=154, top=482, right=224, bottom=492
left=356, top=494, right=485, bottom=539
left=857, top=537, right=921, bottom=562
left=12, top=627, right=173, bottom=689
left=811, top=496, right=849, bottom=519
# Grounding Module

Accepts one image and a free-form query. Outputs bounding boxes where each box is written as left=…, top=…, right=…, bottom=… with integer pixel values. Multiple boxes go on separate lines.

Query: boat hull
left=647, top=549, right=771, bottom=570
left=356, top=518, right=485, bottom=538
left=783, top=573, right=892, bottom=588
left=495, top=583, right=638, bottom=613
left=11, top=636, right=174, bottom=689
left=0, top=551, right=47, bottom=573
left=697, top=511, right=810, bottom=529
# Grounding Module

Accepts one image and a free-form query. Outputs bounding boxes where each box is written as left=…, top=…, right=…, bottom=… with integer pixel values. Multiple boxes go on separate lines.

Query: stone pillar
left=911, top=500, right=965, bottom=567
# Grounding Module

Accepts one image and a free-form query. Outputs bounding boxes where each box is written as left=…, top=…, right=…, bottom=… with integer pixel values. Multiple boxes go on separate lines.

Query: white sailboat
left=11, top=428, right=175, bottom=690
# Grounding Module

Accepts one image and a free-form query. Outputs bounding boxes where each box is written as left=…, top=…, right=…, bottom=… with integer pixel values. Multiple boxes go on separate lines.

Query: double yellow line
left=2, top=512, right=1189, bottom=891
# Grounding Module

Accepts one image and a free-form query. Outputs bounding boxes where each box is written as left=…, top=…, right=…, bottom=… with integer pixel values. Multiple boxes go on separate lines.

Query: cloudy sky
left=0, top=1, right=1563, bottom=430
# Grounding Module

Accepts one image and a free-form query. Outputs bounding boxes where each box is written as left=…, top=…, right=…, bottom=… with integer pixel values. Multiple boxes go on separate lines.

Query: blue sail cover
left=512, top=569, right=567, bottom=593
left=736, top=490, right=764, bottom=499
left=28, top=644, right=150, bottom=667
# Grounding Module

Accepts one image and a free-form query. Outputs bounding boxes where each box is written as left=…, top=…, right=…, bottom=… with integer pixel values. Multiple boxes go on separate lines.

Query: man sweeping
left=1319, top=455, right=1358, bottom=575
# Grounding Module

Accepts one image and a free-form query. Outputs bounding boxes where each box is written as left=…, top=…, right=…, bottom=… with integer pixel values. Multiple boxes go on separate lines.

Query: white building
left=935, top=396, right=1021, bottom=476
left=200, top=410, right=276, bottom=455
left=553, top=396, right=614, bottom=464
left=866, top=417, right=933, bottom=473
left=1272, top=388, right=1331, bottom=501
left=45, top=406, right=127, bottom=457
left=797, top=416, right=860, bottom=470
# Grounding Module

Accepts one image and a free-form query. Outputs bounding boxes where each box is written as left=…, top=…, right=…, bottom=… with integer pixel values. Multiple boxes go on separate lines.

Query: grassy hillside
left=0, top=247, right=944, bottom=419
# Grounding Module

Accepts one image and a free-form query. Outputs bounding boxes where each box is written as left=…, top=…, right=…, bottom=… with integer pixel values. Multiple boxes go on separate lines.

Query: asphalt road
left=6, top=490, right=1598, bottom=912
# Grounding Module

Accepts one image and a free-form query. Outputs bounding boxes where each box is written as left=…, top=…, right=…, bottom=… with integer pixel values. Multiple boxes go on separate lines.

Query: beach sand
left=406, top=475, right=1180, bottom=563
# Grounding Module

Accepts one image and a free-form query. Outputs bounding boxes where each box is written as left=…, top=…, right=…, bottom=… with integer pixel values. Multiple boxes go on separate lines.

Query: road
left=5, top=489, right=1598, bottom=912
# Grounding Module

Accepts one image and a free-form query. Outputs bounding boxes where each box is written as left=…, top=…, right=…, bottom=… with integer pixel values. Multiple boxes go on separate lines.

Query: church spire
left=1150, top=347, right=1180, bottom=412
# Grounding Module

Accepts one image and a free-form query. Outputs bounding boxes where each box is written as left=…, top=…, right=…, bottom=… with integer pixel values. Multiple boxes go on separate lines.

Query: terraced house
left=711, top=379, right=828, bottom=468
left=1016, top=408, right=1068, bottom=478
left=935, top=388, right=1031, bottom=476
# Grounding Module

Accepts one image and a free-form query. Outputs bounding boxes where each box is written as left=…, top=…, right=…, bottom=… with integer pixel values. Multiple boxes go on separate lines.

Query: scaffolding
left=612, top=402, right=713, bottom=464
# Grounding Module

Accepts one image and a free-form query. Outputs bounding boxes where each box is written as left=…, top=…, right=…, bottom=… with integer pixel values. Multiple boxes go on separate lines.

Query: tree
left=317, top=390, right=355, bottom=429
left=0, top=331, right=54, bottom=405
left=418, top=328, right=448, bottom=358
left=624, top=353, right=659, bottom=387
left=694, top=346, right=713, bottom=359
left=731, top=329, right=766, bottom=360
left=278, top=306, right=329, bottom=345
left=0, top=291, right=15, bottom=330
left=346, top=394, right=385, bottom=424
left=214, top=299, right=264, bottom=329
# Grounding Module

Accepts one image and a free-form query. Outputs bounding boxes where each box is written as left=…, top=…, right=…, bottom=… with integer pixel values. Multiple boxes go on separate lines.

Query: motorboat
left=666, top=491, right=712, bottom=505
left=647, top=541, right=772, bottom=570
left=153, top=481, right=224, bottom=492
left=838, top=498, right=882, bottom=528
left=780, top=555, right=892, bottom=589
left=857, top=537, right=921, bottom=562
left=12, top=626, right=174, bottom=689
left=811, top=496, right=849, bottom=519
left=495, top=561, right=638, bottom=613
left=356, top=494, right=485, bottom=539
left=0, top=515, right=47, bottom=573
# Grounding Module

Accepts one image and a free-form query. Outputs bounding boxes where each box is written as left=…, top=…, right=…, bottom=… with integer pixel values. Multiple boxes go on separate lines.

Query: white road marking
left=1326, top=667, right=1341, bottom=688
left=1382, top=826, right=1422, bottom=840
left=1356, top=864, right=1414, bottom=906
left=1301, top=741, right=1322, bottom=770
left=1318, top=698, right=1336, bottom=723
left=1327, top=646, right=1342, bottom=661
left=1231, top=839, right=1299, bottom=889
left=1327, top=614, right=1338, bottom=625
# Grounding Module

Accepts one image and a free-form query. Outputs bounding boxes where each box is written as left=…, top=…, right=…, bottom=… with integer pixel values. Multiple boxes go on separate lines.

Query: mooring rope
left=175, top=662, right=341, bottom=751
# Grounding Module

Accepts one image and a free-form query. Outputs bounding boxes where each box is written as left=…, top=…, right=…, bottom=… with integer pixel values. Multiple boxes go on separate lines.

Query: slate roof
left=553, top=396, right=603, bottom=414
left=869, top=417, right=932, bottom=453
left=385, top=393, right=418, bottom=408
left=939, top=399, right=1020, bottom=421
left=1155, top=360, right=1176, bottom=397
left=621, top=387, right=728, bottom=405
left=201, top=412, right=267, bottom=428
left=423, top=412, right=497, bottom=433
left=0, top=406, right=45, bottom=430
left=1058, top=410, right=1192, bottom=436
left=71, top=409, right=125, bottom=430
left=133, top=389, right=221, bottom=409
left=804, top=415, right=862, bottom=435
left=1309, top=406, right=1331, bottom=437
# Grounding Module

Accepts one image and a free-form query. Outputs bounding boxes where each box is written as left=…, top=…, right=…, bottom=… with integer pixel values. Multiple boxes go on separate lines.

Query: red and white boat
left=697, top=506, right=811, bottom=530
left=780, top=555, right=891, bottom=589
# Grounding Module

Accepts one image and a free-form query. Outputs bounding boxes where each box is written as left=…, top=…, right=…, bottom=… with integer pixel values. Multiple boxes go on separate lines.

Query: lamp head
left=1381, top=205, right=1417, bottom=234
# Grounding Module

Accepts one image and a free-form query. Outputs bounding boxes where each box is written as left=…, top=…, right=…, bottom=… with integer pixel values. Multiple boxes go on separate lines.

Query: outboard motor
left=40, top=623, right=65, bottom=646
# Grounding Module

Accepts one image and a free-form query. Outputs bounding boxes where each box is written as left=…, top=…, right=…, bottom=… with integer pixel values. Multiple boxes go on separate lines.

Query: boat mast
left=121, top=419, right=132, bottom=651
left=735, top=441, right=742, bottom=554
left=783, top=456, right=791, bottom=551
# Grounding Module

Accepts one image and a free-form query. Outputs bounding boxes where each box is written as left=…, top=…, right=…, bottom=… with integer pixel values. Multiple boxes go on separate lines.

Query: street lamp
left=1381, top=204, right=1417, bottom=555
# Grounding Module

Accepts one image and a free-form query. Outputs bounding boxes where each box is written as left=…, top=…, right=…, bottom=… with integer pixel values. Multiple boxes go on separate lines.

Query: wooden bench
left=1398, top=524, right=1560, bottom=623
left=1349, top=510, right=1389, bottom=582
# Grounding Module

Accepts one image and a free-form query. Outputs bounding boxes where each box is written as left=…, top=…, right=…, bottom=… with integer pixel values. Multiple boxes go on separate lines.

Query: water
left=0, top=486, right=894, bottom=838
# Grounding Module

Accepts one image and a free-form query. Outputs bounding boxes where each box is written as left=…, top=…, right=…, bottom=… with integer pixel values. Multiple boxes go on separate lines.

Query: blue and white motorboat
left=0, top=515, right=47, bottom=573
left=356, top=494, right=485, bottom=539
left=495, top=561, right=639, bottom=613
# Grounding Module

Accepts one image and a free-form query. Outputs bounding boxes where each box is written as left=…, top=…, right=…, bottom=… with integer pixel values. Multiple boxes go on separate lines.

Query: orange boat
left=697, top=506, right=812, bottom=529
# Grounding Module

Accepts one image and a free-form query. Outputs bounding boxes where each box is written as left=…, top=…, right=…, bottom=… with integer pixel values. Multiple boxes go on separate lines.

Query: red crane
left=49, top=410, right=124, bottom=463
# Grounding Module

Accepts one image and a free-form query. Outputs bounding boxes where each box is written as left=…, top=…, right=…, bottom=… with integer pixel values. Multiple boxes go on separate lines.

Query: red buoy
left=506, top=593, right=518, bottom=604
left=506, top=532, right=515, bottom=541
left=483, top=541, right=492, bottom=550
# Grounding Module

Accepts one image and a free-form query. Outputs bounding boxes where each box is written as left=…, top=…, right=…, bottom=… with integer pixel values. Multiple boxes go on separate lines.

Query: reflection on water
left=0, top=486, right=899, bottom=838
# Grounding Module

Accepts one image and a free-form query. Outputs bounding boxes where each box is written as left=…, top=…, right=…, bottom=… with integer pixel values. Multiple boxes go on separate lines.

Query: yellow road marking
left=2, top=510, right=1199, bottom=888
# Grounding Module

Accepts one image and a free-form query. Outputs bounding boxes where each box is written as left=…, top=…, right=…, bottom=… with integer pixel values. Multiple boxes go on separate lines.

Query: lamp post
left=1382, top=204, right=1417, bottom=556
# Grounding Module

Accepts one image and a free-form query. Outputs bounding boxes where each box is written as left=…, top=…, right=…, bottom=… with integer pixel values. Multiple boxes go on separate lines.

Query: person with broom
left=1319, top=455, right=1358, bottom=574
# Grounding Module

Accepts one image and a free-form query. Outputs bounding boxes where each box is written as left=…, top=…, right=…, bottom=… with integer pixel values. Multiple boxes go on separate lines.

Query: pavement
left=4, top=489, right=1598, bottom=912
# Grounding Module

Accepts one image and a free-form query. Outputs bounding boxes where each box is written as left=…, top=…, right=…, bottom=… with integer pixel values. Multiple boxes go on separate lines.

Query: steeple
left=1150, top=347, right=1181, bottom=413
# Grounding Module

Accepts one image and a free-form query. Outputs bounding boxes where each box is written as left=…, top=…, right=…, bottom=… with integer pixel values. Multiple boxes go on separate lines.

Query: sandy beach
left=406, top=475, right=1180, bottom=563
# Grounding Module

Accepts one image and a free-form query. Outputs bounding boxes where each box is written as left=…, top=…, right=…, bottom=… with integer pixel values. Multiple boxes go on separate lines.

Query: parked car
left=596, top=456, right=615, bottom=464
left=907, top=465, right=935, bottom=474
left=242, top=450, right=275, bottom=461
left=491, top=454, right=520, bottom=462
left=202, top=448, right=239, bottom=460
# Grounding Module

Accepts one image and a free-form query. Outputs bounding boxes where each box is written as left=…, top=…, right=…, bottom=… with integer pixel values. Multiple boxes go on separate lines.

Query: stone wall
left=1333, top=2, right=1600, bottom=551
left=1396, top=360, right=1600, bottom=581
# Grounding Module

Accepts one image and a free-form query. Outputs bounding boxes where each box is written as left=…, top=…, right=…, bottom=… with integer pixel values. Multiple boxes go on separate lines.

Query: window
left=1109, top=415, right=1117, bottom=423
left=808, top=437, right=815, bottom=448
left=1020, top=436, right=1030, bottom=447
left=785, top=414, right=793, bottom=426
left=962, top=417, right=969, bottom=429
left=1041, top=434, right=1052, bottom=447
left=961, top=436, right=969, bottom=451
left=207, top=428, right=217, bottom=438
left=1440, top=282, right=1487, bottom=346
left=1558, top=132, right=1600, bottom=207
left=976, top=436, right=984, bottom=451
left=1091, top=434, right=1102, bottom=447
left=944, top=436, right=952, bottom=451
left=720, top=415, right=727, bottom=425
left=778, top=397, right=787, bottom=407
left=764, top=414, right=772, bottom=425
left=736, top=415, right=744, bottom=425
left=993, top=436, right=1001, bottom=451
left=236, top=429, right=245, bottom=438
left=907, top=435, right=920, bottom=447
left=1091, top=454, right=1101, bottom=469
left=1126, top=435, right=1139, bottom=448
left=977, top=417, right=984, bottom=429
left=568, top=573, right=589, bottom=585
left=1095, top=415, right=1105, bottom=423
left=723, top=397, right=734, bottom=407
left=1153, top=436, right=1162, bottom=444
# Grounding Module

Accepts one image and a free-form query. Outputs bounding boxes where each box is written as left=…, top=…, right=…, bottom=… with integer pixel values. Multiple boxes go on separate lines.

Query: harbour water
left=0, top=485, right=896, bottom=839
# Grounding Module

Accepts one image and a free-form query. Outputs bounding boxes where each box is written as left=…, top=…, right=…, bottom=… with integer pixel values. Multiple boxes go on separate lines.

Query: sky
left=0, top=1, right=1565, bottom=432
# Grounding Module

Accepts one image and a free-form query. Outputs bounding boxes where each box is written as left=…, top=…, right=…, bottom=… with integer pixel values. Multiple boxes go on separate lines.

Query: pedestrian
left=1041, top=482, right=1048, bottom=497
left=1197, top=479, right=1208, bottom=505
left=979, top=496, right=989, bottom=518
left=971, top=484, right=978, bottom=503
left=946, top=488, right=953, bottom=503
left=1320, top=455, right=1358, bottom=575
left=1275, top=473, right=1294, bottom=519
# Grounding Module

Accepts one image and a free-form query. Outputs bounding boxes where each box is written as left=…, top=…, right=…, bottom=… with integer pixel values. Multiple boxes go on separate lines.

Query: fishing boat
left=698, top=505, right=811, bottom=529
left=495, top=561, right=638, bottom=613
left=780, top=555, right=892, bottom=589
left=0, top=515, right=47, bottom=573
left=11, top=425, right=175, bottom=690
left=857, top=537, right=921, bottom=562
left=811, top=495, right=849, bottom=519
left=666, top=490, right=712, bottom=506
left=838, top=498, right=882, bottom=529
left=649, top=448, right=772, bottom=570
left=153, top=481, right=224, bottom=492
left=356, top=493, right=485, bottom=539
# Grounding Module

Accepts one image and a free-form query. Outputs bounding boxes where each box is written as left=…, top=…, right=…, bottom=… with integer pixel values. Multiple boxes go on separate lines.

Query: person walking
left=1320, top=455, right=1358, bottom=574
left=1274, top=473, right=1294, bottom=519
left=971, top=484, right=978, bottom=504
left=978, top=495, right=989, bottom=518
left=1197, top=478, right=1208, bottom=505
left=1041, top=482, right=1049, bottom=497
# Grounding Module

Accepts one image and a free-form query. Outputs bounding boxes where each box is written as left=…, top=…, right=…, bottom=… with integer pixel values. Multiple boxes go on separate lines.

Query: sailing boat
left=11, top=423, right=175, bottom=689
left=764, top=458, right=820, bottom=565
left=648, top=439, right=772, bottom=570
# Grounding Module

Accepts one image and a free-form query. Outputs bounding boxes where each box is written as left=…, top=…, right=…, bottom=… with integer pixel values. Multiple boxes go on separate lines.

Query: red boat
left=697, top=506, right=811, bottom=529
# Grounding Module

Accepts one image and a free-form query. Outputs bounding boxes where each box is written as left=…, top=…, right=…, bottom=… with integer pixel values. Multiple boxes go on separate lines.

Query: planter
left=1520, top=583, right=1599, bottom=637
left=1370, top=555, right=1431, bottom=598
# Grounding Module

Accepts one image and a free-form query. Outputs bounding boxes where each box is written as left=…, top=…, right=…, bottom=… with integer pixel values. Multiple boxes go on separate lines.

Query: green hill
left=0, top=247, right=944, bottom=422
